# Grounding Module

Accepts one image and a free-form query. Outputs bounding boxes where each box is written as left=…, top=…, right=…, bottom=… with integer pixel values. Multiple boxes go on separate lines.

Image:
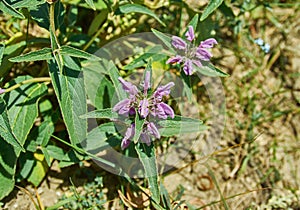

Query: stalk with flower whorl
left=167, top=25, right=218, bottom=75
left=113, top=71, right=175, bottom=149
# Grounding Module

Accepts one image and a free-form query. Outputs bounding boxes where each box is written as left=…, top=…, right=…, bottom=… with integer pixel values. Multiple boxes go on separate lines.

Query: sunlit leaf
left=200, top=0, right=224, bottom=21
left=119, top=4, right=165, bottom=26
left=9, top=48, right=53, bottom=62
left=0, top=0, right=25, bottom=19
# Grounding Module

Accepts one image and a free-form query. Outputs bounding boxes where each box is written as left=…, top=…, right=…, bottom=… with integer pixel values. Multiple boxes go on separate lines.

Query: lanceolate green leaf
left=0, top=76, right=47, bottom=200
left=119, top=4, right=165, bottom=26
left=135, top=143, right=160, bottom=204
left=105, top=60, right=127, bottom=100
left=0, top=0, right=25, bottom=19
left=10, top=0, right=45, bottom=9
left=195, top=62, right=229, bottom=77
left=200, top=0, right=224, bottom=21
left=60, top=45, right=101, bottom=61
left=80, top=108, right=118, bottom=119
left=0, top=99, right=24, bottom=152
left=4, top=75, right=48, bottom=146
left=133, top=114, right=145, bottom=143
left=0, top=137, right=18, bottom=200
left=9, top=48, right=53, bottom=63
left=151, top=29, right=175, bottom=54
left=158, top=115, right=208, bottom=137
left=48, top=57, right=87, bottom=146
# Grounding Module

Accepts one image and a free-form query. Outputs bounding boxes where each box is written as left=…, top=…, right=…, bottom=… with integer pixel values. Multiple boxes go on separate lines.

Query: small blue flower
left=254, top=38, right=270, bottom=53
left=254, top=38, right=264, bottom=46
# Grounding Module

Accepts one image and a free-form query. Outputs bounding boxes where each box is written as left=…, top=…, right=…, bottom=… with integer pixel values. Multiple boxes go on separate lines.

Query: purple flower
left=153, top=102, right=174, bottom=119
left=121, top=123, right=135, bottom=150
left=147, top=122, right=160, bottom=139
left=172, top=36, right=187, bottom=50
left=113, top=71, right=175, bottom=149
left=139, top=98, right=149, bottom=118
left=119, top=77, right=138, bottom=96
left=185, top=26, right=195, bottom=42
left=0, top=88, right=5, bottom=95
left=167, top=25, right=217, bottom=75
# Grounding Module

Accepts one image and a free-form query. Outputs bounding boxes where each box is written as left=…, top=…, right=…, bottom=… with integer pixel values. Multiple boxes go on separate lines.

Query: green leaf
left=151, top=29, right=175, bottom=54
left=84, top=0, right=96, bottom=10
left=0, top=76, right=46, bottom=200
left=9, top=48, right=53, bottom=62
left=4, top=75, right=48, bottom=146
left=160, top=183, right=172, bottom=209
left=83, top=61, right=114, bottom=109
left=60, top=45, right=101, bottom=61
left=35, top=119, right=55, bottom=147
left=88, top=9, right=108, bottom=35
left=119, top=4, right=165, bottom=26
left=83, top=122, right=121, bottom=152
left=0, top=43, right=4, bottom=66
left=194, top=62, right=229, bottom=77
left=132, top=114, right=145, bottom=143
left=180, top=71, right=193, bottom=102
left=50, top=28, right=64, bottom=73
left=11, top=0, right=45, bottom=9
left=0, top=0, right=25, bottom=19
left=0, top=41, right=26, bottom=77
left=48, top=57, right=87, bottom=145
left=27, top=153, right=49, bottom=187
left=200, top=0, right=224, bottom=21
left=135, top=143, right=160, bottom=204
left=123, top=45, right=165, bottom=70
left=80, top=108, right=118, bottom=119
left=105, top=60, right=127, bottom=100
left=158, top=115, right=208, bottom=137
left=30, top=1, right=65, bottom=30
left=0, top=99, right=24, bottom=152
left=0, top=137, right=18, bottom=200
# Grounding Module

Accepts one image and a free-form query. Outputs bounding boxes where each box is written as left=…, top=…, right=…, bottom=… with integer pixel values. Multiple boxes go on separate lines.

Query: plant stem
left=49, top=1, right=60, bottom=49
left=4, top=77, right=51, bottom=93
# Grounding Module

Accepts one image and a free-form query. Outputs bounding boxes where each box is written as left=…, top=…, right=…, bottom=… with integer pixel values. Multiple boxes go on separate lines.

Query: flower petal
left=166, top=55, right=183, bottom=64
left=200, top=38, right=218, bottom=48
left=113, top=98, right=131, bottom=115
left=171, top=36, right=187, bottom=50
left=154, top=82, right=175, bottom=100
left=0, top=88, right=5, bottom=95
left=183, top=59, right=193, bottom=75
left=192, top=59, right=202, bottom=67
left=185, top=26, right=195, bottom=42
left=143, top=71, right=151, bottom=93
left=118, top=77, right=139, bottom=95
left=140, top=133, right=151, bottom=146
left=159, top=102, right=175, bottom=118
left=196, top=48, right=212, bottom=61
left=121, top=124, right=135, bottom=150
left=138, top=98, right=149, bottom=118
left=147, top=122, right=161, bottom=139
left=121, top=139, right=131, bottom=150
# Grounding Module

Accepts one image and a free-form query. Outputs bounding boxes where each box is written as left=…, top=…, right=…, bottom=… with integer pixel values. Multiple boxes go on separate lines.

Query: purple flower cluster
left=113, top=71, right=175, bottom=149
left=167, top=26, right=218, bottom=75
